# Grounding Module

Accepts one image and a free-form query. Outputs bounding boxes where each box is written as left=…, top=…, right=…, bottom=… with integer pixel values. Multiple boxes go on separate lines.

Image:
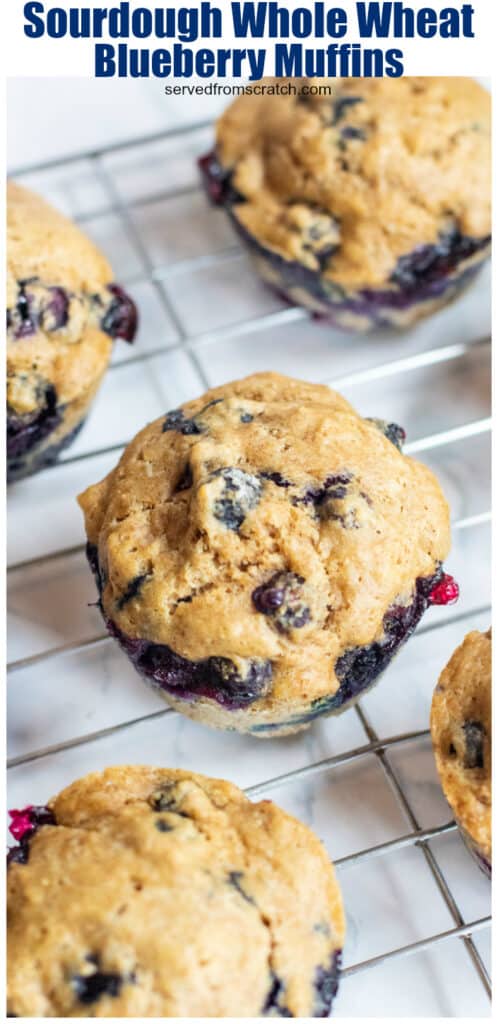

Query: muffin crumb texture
left=79, top=372, right=452, bottom=735
left=7, top=766, right=345, bottom=1017
left=431, top=629, right=491, bottom=874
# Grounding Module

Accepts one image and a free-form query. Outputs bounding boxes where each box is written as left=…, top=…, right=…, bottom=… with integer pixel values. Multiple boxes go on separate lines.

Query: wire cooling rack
left=7, top=116, right=492, bottom=1017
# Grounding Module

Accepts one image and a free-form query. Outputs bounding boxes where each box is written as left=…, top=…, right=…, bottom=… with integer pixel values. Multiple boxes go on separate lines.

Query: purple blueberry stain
left=101, top=284, right=137, bottom=343
left=313, top=951, right=342, bottom=1017
left=211, top=467, right=262, bottom=531
left=252, top=571, right=311, bottom=632
left=391, top=227, right=490, bottom=292
left=94, top=593, right=273, bottom=709
left=462, top=721, right=485, bottom=770
left=240, top=411, right=254, bottom=423
left=7, top=380, right=61, bottom=461
left=198, top=150, right=244, bottom=206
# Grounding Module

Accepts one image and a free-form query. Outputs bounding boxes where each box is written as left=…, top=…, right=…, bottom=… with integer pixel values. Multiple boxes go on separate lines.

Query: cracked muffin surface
left=78, top=372, right=453, bottom=735
left=431, top=629, right=491, bottom=875
left=7, top=765, right=345, bottom=1017
left=201, top=77, right=490, bottom=330
left=6, top=181, right=137, bottom=481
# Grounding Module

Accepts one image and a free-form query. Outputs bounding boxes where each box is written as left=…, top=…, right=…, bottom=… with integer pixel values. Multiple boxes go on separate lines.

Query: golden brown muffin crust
left=79, top=372, right=450, bottom=729
left=7, top=766, right=345, bottom=1017
left=216, top=77, right=491, bottom=288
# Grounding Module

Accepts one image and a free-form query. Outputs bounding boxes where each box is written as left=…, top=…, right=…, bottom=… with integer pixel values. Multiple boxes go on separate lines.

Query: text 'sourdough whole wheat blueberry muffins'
left=200, top=77, right=491, bottom=331
left=431, top=629, right=491, bottom=877
left=6, top=182, right=138, bottom=482
left=7, top=766, right=345, bottom=1017
left=78, top=372, right=458, bottom=737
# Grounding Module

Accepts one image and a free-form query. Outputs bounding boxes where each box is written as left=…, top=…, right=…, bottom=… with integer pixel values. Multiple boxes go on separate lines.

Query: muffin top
left=431, top=629, right=491, bottom=860
left=215, top=77, right=491, bottom=289
left=7, top=765, right=345, bottom=1017
left=7, top=182, right=130, bottom=412
left=79, top=372, right=450, bottom=722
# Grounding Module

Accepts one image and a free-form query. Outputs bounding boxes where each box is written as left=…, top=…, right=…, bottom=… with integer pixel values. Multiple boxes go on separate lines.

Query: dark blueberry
left=155, top=818, right=174, bottom=832
left=391, top=228, right=491, bottom=292
left=227, top=870, right=255, bottom=905
left=260, top=471, right=292, bottom=488
left=7, top=382, right=60, bottom=461
left=332, top=96, right=364, bottom=124
left=149, top=784, right=185, bottom=814
left=295, top=473, right=351, bottom=511
left=7, top=279, right=38, bottom=339
left=367, top=417, right=406, bottom=451
left=42, top=287, right=69, bottom=331
left=198, top=150, right=244, bottom=207
left=162, top=408, right=202, bottom=436
left=116, top=573, right=149, bottom=610
left=212, top=467, right=262, bottom=531
left=341, top=126, right=366, bottom=142
left=262, top=972, right=292, bottom=1017
left=240, top=411, right=254, bottom=423
left=101, top=284, right=137, bottom=343
left=86, top=542, right=103, bottom=596
left=175, top=463, right=193, bottom=492
left=105, top=617, right=272, bottom=710
left=72, top=957, right=124, bottom=1005
left=7, top=845, right=28, bottom=866
left=313, top=951, right=342, bottom=1017
left=252, top=571, right=311, bottom=632
left=7, top=416, right=85, bottom=484
left=333, top=570, right=445, bottom=706
left=463, top=720, right=485, bottom=770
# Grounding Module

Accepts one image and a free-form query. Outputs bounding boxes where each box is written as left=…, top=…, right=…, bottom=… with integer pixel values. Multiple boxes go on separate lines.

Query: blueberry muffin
left=78, top=372, right=457, bottom=737
left=431, top=630, right=491, bottom=877
left=200, top=77, right=490, bottom=331
left=7, top=182, right=137, bottom=482
left=7, top=765, right=345, bottom=1017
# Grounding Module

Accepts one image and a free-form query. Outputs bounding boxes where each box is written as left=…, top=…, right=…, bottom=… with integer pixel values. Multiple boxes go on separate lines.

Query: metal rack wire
left=7, top=117, right=492, bottom=1012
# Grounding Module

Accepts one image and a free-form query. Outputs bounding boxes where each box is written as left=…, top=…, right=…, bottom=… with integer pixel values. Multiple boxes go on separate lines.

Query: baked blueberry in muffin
left=6, top=182, right=137, bottom=482
left=78, top=372, right=456, bottom=737
left=431, top=629, right=491, bottom=877
left=200, top=78, right=490, bottom=332
left=7, top=765, right=345, bottom=1016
